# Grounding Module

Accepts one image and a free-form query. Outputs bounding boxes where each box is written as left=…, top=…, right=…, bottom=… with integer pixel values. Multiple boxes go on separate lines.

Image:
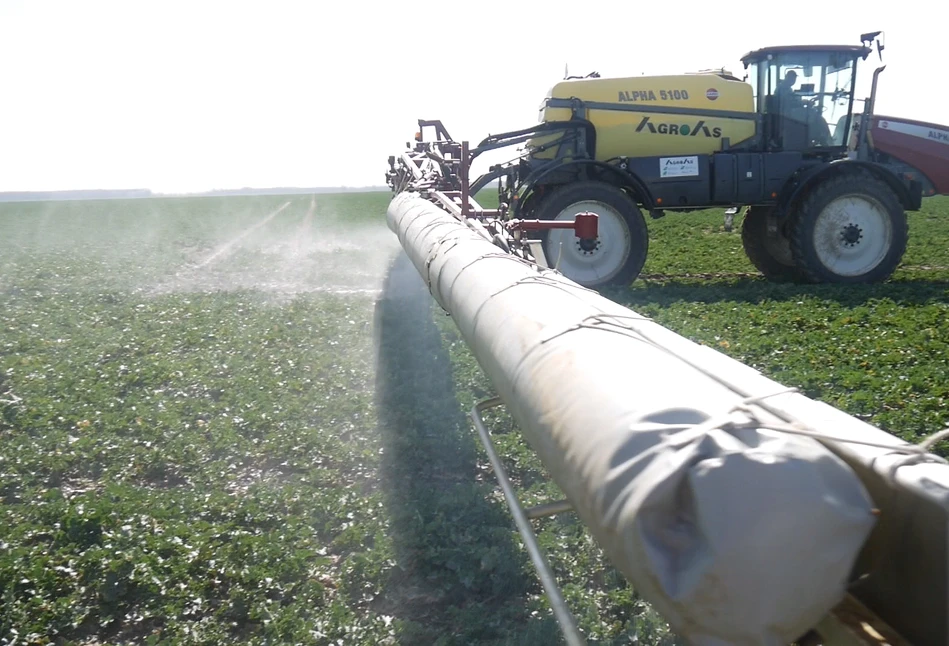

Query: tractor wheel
left=534, top=181, right=649, bottom=289
left=740, top=205, right=808, bottom=283
left=788, top=173, right=908, bottom=283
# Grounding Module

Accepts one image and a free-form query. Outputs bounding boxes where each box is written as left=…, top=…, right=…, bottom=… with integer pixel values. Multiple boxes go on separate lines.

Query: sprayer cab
left=740, top=33, right=884, bottom=154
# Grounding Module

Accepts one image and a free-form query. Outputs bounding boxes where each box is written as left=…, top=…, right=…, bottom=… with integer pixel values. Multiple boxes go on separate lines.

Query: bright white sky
left=0, top=0, right=944, bottom=193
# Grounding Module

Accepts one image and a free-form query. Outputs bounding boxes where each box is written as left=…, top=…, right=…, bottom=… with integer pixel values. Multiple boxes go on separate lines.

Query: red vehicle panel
left=870, top=115, right=949, bottom=196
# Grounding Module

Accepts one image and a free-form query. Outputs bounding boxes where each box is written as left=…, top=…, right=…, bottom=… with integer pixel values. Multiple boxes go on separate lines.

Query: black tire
left=788, top=172, right=909, bottom=284
left=533, top=181, right=649, bottom=288
left=740, top=205, right=808, bottom=283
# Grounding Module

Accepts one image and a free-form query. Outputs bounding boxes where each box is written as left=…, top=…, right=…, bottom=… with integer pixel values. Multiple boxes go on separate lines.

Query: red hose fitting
left=574, top=212, right=598, bottom=239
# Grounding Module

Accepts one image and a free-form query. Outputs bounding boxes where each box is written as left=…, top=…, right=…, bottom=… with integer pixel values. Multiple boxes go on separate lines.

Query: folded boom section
left=383, top=127, right=949, bottom=645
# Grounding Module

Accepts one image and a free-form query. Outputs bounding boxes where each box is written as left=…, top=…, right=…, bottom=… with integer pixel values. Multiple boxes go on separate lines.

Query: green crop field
left=2, top=191, right=948, bottom=645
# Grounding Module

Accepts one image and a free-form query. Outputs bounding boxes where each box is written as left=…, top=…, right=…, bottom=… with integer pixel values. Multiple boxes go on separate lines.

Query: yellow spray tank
left=530, top=73, right=757, bottom=160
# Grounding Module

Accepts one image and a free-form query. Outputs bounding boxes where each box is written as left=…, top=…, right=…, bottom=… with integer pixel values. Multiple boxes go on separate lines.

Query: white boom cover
left=386, top=193, right=878, bottom=645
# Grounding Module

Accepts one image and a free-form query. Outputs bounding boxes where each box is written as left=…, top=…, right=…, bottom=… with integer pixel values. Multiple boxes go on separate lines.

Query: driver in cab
left=773, top=70, right=800, bottom=110
left=772, top=69, right=831, bottom=145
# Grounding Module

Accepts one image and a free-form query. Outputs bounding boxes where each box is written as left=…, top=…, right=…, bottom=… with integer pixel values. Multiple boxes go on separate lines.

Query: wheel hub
left=543, top=199, right=633, bottom=284
left=811, top=194, right=893, bottom=278
left=840, top=223, right=863, bottom=247
left=576, top=238, right=601, bottom=254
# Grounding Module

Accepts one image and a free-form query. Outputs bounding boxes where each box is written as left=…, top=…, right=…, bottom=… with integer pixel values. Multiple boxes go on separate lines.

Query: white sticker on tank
left=878, top=119, right=949, bottom=145
left=660, top=156, right=699, bottom=178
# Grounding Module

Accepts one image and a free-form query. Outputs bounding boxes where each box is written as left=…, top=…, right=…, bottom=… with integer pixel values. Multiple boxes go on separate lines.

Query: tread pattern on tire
left=740, top=205, right=808, bottom=283
left=788, top=170, right=909, bottom=284
left=535, top=180, right=649, bottom=288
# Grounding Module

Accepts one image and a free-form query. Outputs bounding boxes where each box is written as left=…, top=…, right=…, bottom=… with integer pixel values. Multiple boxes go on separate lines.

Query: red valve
left=573, top=212, right=598, bottom=239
